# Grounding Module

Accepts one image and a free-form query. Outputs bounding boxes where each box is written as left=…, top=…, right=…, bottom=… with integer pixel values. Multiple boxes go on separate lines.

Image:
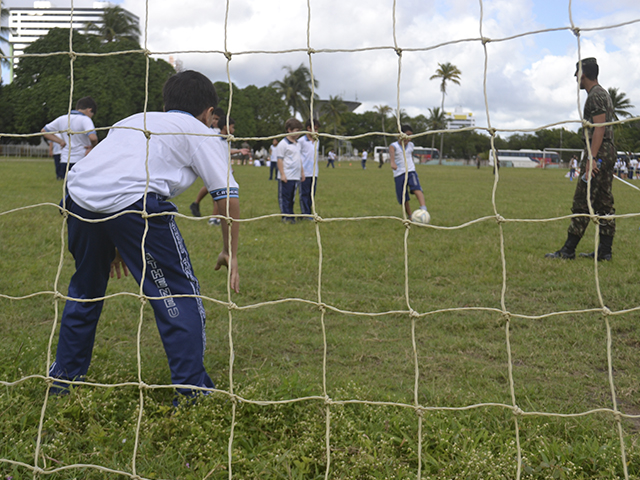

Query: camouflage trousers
left=568, top=141, right=616, bottom=238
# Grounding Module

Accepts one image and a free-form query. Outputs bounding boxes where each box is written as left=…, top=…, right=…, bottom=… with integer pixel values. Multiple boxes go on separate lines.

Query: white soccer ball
left=411, top=209, right=430, bottom=225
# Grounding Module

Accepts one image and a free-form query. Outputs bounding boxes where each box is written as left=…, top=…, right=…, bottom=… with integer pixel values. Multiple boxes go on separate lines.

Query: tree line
left=1, top=20, right=639, bottom=160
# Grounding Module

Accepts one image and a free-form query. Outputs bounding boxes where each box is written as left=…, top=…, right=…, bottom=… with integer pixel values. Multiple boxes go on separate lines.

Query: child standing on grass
left=389, top=124, right=428, bottom=217
left=276, top=118, right=305, bottom=223
left=49, top=70, right=240, bottom=403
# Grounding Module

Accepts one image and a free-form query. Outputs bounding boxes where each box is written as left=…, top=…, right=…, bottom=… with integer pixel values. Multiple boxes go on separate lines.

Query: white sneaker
left=208, top=218, right=221, bottom=226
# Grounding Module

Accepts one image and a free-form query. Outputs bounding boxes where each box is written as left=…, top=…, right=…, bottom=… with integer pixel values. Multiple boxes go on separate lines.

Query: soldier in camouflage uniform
left=546, top=57, right=616, bottom=260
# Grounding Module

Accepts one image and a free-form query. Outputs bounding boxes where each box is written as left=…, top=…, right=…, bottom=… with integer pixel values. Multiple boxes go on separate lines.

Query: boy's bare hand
left=110, top=250, right=129, bottom=279
left=215, top=251, right=240, bottom=293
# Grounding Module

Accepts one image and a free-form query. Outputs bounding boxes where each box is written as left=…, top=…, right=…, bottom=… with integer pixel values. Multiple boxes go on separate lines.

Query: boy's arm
left=277, top=158, right=287, bottom=182
left=42, top=129, right=66, bottom=148
left=214, top=196, right=240, bottom=293
left=389, top=145, right=397, bottom=170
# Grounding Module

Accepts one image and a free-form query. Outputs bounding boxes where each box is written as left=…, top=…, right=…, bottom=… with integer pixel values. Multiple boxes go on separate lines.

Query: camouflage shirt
left=584, top=84, right=615, bottom=143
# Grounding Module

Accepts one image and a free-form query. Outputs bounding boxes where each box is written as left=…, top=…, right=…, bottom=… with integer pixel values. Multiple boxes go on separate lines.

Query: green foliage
left=1, top=28, right=174, bottom=142
left=214, top=82, right=290, bottom=146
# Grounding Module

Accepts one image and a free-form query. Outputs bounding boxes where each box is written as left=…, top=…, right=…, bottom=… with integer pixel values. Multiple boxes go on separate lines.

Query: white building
left=7, top=1, right=137, bottom=79
left=445, top=106, right=475, bottom=130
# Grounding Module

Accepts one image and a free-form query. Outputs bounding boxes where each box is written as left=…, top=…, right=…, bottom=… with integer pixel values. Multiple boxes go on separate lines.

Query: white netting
left=2, top=0, right=640, bottom=478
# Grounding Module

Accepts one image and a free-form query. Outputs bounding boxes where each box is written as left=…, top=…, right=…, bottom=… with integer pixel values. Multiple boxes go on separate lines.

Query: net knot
left=602, top=305, right=612, bottom=316
left=409, top=308, right=420, bottom=319
left=143, top=129, right=152, bottom=140
left=224, top=51, right=232, bottom=61
left=481, top=36, right=491, bottom=45
left=228, top=301, right=238, bottom=310
left=394, top=47, right=402, bottom=57
left=572, top=27, right=580, bottom=37
left=68, top=51, right=77, bottom=61
left=512, top=405, right=524, bottom=416
left=324, top=395, right=332, bottom=405
left=307, top=48, right=316, bottom=55
left=138, top=381, right=149, bottom=391
left=495, top=214, right=506, bottom=224
left=502, top=311, right=511, bottom=323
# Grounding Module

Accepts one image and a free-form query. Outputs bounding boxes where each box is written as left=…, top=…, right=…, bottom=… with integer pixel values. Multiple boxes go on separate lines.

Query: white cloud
left=10, top=0, right=637, bottom=134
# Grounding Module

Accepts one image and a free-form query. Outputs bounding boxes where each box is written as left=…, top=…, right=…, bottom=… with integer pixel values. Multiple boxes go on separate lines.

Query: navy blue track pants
left=50, top=194, right=214, bottom=395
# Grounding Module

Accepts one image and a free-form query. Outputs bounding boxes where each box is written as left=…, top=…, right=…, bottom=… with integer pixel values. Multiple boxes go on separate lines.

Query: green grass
left=2, top=159, right=640, bottom=479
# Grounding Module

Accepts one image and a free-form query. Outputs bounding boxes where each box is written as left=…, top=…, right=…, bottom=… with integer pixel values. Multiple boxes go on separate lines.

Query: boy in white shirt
left=389, top=124, right=428, bottom=217
left=49, top=71, right=239, bottom=403
left=276, top=118, right=305, bottom=223
left=42, top=97, right=99, bottom=175
left=298, top=118, right=320, bottom=217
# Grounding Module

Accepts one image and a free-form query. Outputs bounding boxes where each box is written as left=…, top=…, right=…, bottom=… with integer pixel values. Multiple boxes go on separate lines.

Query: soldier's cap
left=575, top=57, right=597, bottom=76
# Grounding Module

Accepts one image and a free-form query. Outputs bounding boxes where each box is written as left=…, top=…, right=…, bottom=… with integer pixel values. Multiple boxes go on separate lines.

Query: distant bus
left=374, top=146, right=440, bottom=164
left=489, top=149, right=560, bottom=168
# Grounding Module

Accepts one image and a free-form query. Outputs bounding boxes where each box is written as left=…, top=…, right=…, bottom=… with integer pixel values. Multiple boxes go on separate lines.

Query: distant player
left=269, top=138, right=279, bottom=180
left=389, top=124, right=428, bottom=217
left=298, top=118, right=321, bottom=217
left=361, top=149, right=367, bottom=169
left=569, top=155, right=578, bottom=181
left=49, top=70, right=240, bottom=402
left=42, top=97, right=99, bottom=178
left=276, top=118, right=305, bottom=223
left=546, top=57, right=616, bottom=261
left=327, top=149, right=336, bottom=168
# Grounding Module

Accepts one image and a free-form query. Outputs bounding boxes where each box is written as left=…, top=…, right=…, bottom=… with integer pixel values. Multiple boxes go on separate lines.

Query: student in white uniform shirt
left=42, top=97, right=99, bottom=177
left=49, top=71, right=240, bottom=404
left=298, top=118, right=320, bottom=218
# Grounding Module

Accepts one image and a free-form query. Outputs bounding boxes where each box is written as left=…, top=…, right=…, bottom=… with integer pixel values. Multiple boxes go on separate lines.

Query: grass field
left=1, top=158, right=640, bottom=479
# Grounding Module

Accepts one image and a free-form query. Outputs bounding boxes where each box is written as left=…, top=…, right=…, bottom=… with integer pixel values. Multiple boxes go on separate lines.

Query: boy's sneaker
left=578, top=251, right=612, bottom=261
left=190, top=202, right=201, bottom=217
left=544, top=248, right=575, bottom=260
left=208, top=218, right=221, bottom=226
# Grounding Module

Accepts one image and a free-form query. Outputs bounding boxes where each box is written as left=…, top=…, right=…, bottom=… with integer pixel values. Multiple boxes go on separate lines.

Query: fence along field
left=2, top=1, right=640, bottom=479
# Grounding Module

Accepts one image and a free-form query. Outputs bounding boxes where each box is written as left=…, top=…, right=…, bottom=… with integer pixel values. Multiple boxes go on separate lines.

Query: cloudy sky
left=5, top=0, right=640, bottom=133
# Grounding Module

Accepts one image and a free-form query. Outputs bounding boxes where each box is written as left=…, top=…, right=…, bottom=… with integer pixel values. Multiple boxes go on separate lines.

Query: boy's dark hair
left=305, top=118, right=321, bottom=129
left=213, top=107, right=226, bottom=118
left=163, top=70, right=218, bottom=117
left=401, top=124, right=414, bottom=134
left=217, top=115, right=235, bottom=130
left=285, top=118, right=304, bottom=132
left=76, top=96, right=97, bottom=114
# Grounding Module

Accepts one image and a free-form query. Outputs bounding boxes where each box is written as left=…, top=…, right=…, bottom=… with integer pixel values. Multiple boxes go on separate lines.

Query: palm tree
left=270, top=64, right=319, bottom=120
left=85, top=5, right=140, bottom=43
left=427, top=107, right=446, bottom=158
left=321, top=95, right=348, bottom=154
left=430, top=62, right=461, bottom=162
left=608, top=87, right=635, bottom=120
left=374, top=104, right=392, bottom=147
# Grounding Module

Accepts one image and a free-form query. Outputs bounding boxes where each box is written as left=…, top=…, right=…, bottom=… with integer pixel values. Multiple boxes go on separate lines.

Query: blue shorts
left=394, top=171, right=422, bottom=204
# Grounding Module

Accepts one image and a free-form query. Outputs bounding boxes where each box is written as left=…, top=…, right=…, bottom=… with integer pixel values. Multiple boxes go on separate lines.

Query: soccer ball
left=411, top=209, right=430, bottom=225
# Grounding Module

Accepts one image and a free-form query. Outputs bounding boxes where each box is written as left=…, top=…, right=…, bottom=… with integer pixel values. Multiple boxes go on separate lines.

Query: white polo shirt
left=68, top=111, right=238, bottom=214
left=276, top=137, right=303, bottom=181
left=44, top=111, right=96, bottom=164
left=299, top=134, right=319, bottom=178
left=390, top=141, right=415, bottom=177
